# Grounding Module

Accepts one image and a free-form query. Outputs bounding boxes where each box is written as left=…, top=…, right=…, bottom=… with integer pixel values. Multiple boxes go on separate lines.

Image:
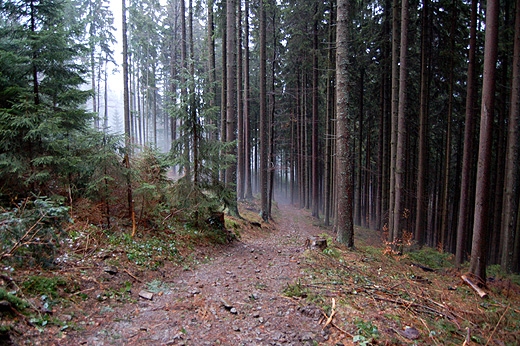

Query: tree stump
left=306, top=236, right=327, bottom=251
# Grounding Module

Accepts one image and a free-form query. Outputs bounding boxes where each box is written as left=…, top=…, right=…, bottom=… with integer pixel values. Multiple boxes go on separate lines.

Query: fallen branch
left=461, top=274, right=488, bottom=298
left=372, top=294, right=456, bottom=321
left=124, top=269, right=142, bottom=283
left=321, top=311, right=353, bottom=337
left=323, top=298, right=336, bottom=329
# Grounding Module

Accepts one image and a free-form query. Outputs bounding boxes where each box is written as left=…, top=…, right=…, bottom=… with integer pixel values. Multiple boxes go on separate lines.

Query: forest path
left=67, top=203, right=334, bottom=346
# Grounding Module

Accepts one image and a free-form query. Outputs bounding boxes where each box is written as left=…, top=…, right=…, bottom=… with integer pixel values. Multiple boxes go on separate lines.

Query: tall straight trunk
left=170, top=3, right=178, bottom=149
left=335, top=0, right=354, bottom=247
left=365, top=115, right=371, bottom=228
left=297, top=76, right=304, bottom=207
left=136, top=63, right=143, bottom=145
left=244, top=0, right=253, bottom=199
left=259, top=0, right=268, bottom=221
left=220, top=5, right=227, bottom=182
left=122, top=0, right=135, bottom=236
left=501, top=0, right=520, bottom=273
left=225, top=0, right=239, bottom=216
left=324, top=0, right=335, bottom=226
left=303, top=82, right=307, bottom=209
left=440, top=2, right=457, bottom=250
left=388, top=0, right=400, bottom=239
left=377, top=77, right=386, bottom=231
left=415, top=0, right=429, bottom=245
left=392, top=0, right=409, bottom=244
left=378, top=0, right=391, bottom=232
left=355, top=69, right=364, bottom=225
left=180, top=0, right=189, bottom=177
left=189, top=0, right=198, bottom=186
left=207, top=0, right=217, bottom=141
left=153, top=65, right=158, bottom=147
left=456, top=0, right=478, bottom=266
left=237, top=0, right=245, bottom=200
left=103, top=57, right=109, bottom=131
left=91, top=48, right=98, bottom=128
left=311, top=1, right=320, bottom=218
left=469, top=0, right=499, bottom=281
left=268, top=8, right=277, bottom=217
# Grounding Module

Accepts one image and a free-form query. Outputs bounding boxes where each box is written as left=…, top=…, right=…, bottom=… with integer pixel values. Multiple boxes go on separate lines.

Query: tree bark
left=220, top=4, right=227, bottom=183
left=500, top=0, right=520, bottom=273
left=244, top=0, right=253, bottom=199
left=440, top=2, right=457, bottom=251
left=415, top=0, right=430, bottom=246
left=311, top=1, right=320, bottom=219
left=122, top=0, right=135, bottom=236
left=207, top=0, right=217, bottom=141
left=455, top=0, right=478, bottom=266
left=237, top=0, right=244, bottom=200
left=388, top=0, right=400, bottom=240
left=468, top=0, right=499, bottom=282
left=335, top=0, right=354, bottom=247
left=259, top=0, right=269, bottom=221
left=392, top=0, right=408, bottom=244
left=225, top=0, right=239, bottom=216
left=324, top=0, right=335, bottom=226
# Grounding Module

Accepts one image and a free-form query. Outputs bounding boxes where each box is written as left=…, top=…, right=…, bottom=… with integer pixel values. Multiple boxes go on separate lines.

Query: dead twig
left=321, top=314, right=353, bottom=338
left=0, top=214, right=46, bottom=260
left=372, top=294, right=457, bottom=321
left=124, top=268, right=142, bottom=282
left=485, top=304, right=509, bottom=346
left=72, top=287, right=96, bottom=296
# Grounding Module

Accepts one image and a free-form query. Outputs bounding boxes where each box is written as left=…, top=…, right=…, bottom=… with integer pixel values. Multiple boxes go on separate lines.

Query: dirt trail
left=67, top=204, right=332, bottom=346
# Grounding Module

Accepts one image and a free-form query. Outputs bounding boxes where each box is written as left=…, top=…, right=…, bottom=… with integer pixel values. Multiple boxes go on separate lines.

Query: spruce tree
left=0, top=0, right=91, bottom=200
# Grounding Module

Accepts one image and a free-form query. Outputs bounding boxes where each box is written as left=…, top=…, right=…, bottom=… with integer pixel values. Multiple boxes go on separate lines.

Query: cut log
left=461, top=274, right=488, bottom=298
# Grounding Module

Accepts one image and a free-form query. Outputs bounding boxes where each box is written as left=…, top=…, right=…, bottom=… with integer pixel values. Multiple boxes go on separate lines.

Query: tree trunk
left=501, top=0, right=520, bottom=273
left=415, top=0, right=430, bottom=246
left=207, top=0, right=217, bottom=141
left=268, top=6, right=277, bottom=218
left=259, top=0, right=269, bottom=221
left=324, top=0, right=335, bottom=226
left=122, top=0, right=135, bottom=236
left=440, top=3, right=457, bottom=251
left=237, top=0, right=244, bottom=200
left=311, top=1, right=320, bottom=219
left=335, top=0, right=354, bottom=247
left=188, top=0, right=198, bottom=186
left=468, top=0, right=499, bottom=282
left=180, top=0, right=189, bottom=178
left=220, top=4, right=227, bottom=183
left=392, top=0, right=408, bottom=245
left=225, top=0, right=239, bottom=216
left=244, top=0, right=253, bottom=199
left=355, top=69, right=364, bottom=226
left=456, top=0, right=478, bottom=266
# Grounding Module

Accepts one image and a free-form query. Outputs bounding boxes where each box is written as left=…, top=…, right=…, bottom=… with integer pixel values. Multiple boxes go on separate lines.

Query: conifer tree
left=0, top=0, right=92, bottom=199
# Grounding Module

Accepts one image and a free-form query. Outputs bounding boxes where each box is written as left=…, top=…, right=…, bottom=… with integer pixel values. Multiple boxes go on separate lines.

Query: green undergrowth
left=105, top=231, right=182, bottom=270
left=287, top=236, right=520, bottom=345
left=0, top=287, right=29, bottom=311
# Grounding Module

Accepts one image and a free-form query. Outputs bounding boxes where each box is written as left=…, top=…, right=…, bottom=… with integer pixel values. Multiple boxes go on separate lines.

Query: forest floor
left=2, top=199, right=520, bottom=345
